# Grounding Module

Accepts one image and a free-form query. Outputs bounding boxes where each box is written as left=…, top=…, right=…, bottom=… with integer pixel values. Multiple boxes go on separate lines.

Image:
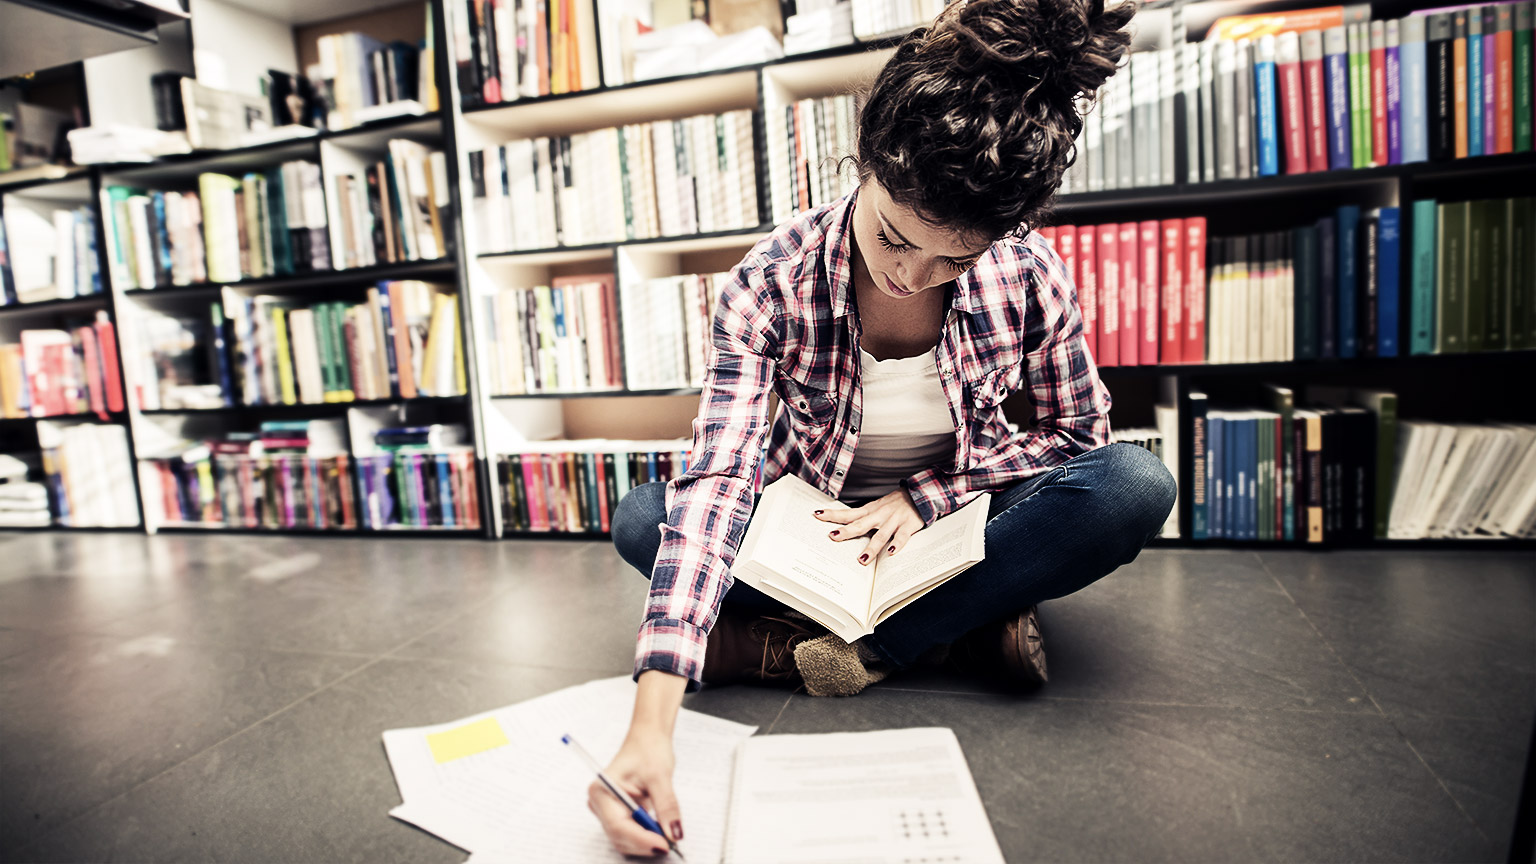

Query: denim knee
left=1097, top=441, right=1178, bottom=538
left=611, top=481, right=668, bottom=576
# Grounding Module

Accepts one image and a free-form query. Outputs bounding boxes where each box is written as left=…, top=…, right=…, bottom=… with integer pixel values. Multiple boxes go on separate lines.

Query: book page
left=734, top=475, right=874, bottom=632
left=870, top=492, right=989, bottom=619
left=723, top=727, right=1005, bottom=864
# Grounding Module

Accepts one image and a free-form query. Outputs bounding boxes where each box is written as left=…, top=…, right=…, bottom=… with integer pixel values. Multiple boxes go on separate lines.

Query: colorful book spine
left=1517, top=2, right=1534, bottom=151
left=1453, top=10, right=1469, bottom=159
left=1255, top=34, right=1281, bottom=176
left=1119, top=222, right=1139, bottom=366
left=1277, top=31, right=1308, bottom=174
left=1097, top=223, right=1120, bottom=367
left=1428, top=13, right=1455, bottom=161
left=1401, top=14, right=1431, bottom=163
left=1370, top=21, right=1389, bottom=167
left=1468, top=7, right=1485, bottom=157
left=1386, top=18, right=1404, bottom=164
left=1139, top=219, right=1159, bottom=364
left=1350, top=22, right=1371, bottom=167
left=1324, top=26, right=1353, bottom=169
left=1483, top=7, right=1498, bottom=155
left=1337, top=206, right=1360, bottom=359
left=1301, top=29, right=1330, bottom=171
left=1377, top=206, right=1401, bottom=358
left=1495, top=4, right=1515, bottom=153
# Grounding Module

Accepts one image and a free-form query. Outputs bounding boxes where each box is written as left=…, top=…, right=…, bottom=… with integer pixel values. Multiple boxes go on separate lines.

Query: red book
left=1300, top=29, right=1330, bottom=172
left=1096, top=224, right=1119, bottom=367
left=1160, top=219, right=1185, bottom=363
left=1370, top=32, right=1388, bottom=166
left=92, top=313, right=124, bottom=412
left=523, top=454, right=547, bottom=531
left=76, top=325, right=107, bottom=417
left=478, top=0, right=502, bottom=104
left=1076, top=226, right=1098, bottom=361
left=1138, top=220, right=1160, bottom=366
left=1118, top=222, right=1139, bottom=366
left=595, top=451, right=610, bottom=532
left=1037, top=226, right=1057, bottom=251
left=534, top=0, right=551, bottom=95
left=1184, top=217, right=1208, bottom=364
left=599, top=275, right=622, bottom=387
left=1055, top=225, right=1078, bottom=344
left=1277, top=32, right=1309, bottom=174
left=1273, top=415, right=1284, bottom=539
left=1494, top=5, right=1514, bottom=154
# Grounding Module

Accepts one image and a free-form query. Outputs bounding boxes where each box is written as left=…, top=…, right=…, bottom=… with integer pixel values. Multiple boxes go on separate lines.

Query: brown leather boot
left=945, top=605, right=1048, bottom=689
left=701, top=610, right=819, bottom=687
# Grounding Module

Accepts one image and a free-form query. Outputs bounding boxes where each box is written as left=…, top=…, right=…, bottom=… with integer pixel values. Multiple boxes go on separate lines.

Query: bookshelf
left=0, top=0, right=1532, bottom=546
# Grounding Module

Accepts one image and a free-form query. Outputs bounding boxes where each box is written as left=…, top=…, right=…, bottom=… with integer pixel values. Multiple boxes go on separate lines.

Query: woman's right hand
left=589, top=724, right=682, bottom=857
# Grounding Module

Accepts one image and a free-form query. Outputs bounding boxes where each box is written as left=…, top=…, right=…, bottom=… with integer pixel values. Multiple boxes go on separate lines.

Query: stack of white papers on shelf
left=383, top=676, right=758, bottom=862
left=66, top=125, right=191, bottom=164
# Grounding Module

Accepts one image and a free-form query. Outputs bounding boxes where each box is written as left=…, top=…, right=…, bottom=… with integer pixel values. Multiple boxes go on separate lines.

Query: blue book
left=1255, top=37, right=1280, bottom=176
left=1225, top=417, right=1237, bottom=539
left=376, top=284, right=401, bottom=398
left=1400, top=15, right=1430, bottom=163
left=1323, top=26, right=1353, bottom=170
left=436, top=454, right=455, bottom=527
left=1317, top=215, right=1338, bottom=358
left=1337, top=206, right=1361, bottom=358
left=210, top=302, right=235, bottom=406
left=1468, top=12, right=1484, bottom=156
left=1189, top=389, right=1209, bottom=540
left=1410, top=199, right=1438, bottom=355
left=1210, top=415, right=1222, bottom=535
left=1377, top=207, right=1401, bottom=357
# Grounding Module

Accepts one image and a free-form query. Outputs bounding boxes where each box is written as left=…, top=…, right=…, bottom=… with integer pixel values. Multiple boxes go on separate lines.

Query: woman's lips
left=885, top=276, right=913, bottom=296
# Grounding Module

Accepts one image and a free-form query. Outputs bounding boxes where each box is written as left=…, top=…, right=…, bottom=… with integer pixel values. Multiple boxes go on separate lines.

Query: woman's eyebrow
left=878, top=209, right=987, bottom=259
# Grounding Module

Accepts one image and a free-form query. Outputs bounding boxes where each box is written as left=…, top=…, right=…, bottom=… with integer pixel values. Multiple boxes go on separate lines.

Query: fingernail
left=671, top=820, right=684, bottom=841
left=888, top=545, right=896, bottom=554
left=829, top=530, right=838, bottom=538
left=814, top=509, right=824, bottom=515
left=859, top=553, right=868, bottom=564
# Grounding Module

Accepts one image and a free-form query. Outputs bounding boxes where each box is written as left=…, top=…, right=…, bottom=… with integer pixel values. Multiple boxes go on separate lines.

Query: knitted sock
left=793, top=634, right=892, bottom=697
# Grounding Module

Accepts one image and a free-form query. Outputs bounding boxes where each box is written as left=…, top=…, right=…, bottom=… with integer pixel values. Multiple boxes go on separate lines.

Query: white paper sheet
left=383, top=676, right=756, bottom=864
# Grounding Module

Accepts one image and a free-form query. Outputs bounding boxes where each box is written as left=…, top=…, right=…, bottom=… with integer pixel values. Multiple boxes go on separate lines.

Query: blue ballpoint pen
left=562, top=733, right=686, bottom=861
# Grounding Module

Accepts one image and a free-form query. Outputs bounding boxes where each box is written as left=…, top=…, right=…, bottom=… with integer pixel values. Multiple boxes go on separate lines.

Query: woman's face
left=850, top=179, right=992, bottom=300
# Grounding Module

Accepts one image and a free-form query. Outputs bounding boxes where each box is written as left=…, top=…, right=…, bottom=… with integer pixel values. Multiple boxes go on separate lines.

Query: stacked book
left=765, top=93, right=862, bottom=224
left=37, top=420, right=140, bottom=527
left=453, top=0, right=601, bottom=106
left=483, top=274, right=623, bottom=395
left=0, top=454, right=49, bottom=528
left=1062, top=3, right=1536, bottom=194
left=619, top=270, right=730, bottom=390
left=312, top=32, right=433, bottom=130
left=139, top=421, right=357, bottom=530
left=1389, top=419, right=1536, bottom=539
left=496, top=439, right=691, bottom=533
left=1410, top=196, right=1535, bottom=353
left=104, top=162, right=331, bottom=291
left=0, top=315, right=125, bottom=418
left=357, top=424, right=480, bottom=530
left=468, top=110, right=760, bottom=250
left=1112, top=419, right=1180, bottom=539
left=851, top=0, right=943, bottom=40
left=1037, top=218, right=1209, bottom=367
left=329, top=140, right=451, bottom=269
left=137, top=281, right=465, bottom=412
left=0, top=205, right=101, bottom=303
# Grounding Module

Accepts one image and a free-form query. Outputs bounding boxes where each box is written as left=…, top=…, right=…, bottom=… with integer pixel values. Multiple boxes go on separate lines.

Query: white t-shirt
left=839, top=347, right=956, bottom=501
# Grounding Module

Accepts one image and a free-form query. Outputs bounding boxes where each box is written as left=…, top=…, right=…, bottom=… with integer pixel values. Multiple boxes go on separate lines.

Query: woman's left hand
left=814, top=488, right=925, bottom=565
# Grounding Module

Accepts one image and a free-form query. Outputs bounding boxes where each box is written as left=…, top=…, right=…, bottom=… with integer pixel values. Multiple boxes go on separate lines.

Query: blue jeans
left=611, top=441, right=1178, bottom=669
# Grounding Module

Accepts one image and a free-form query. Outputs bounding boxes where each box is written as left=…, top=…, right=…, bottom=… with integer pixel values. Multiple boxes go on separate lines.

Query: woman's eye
left=946, top=259, right=978, bottom=273
left=876, top=228, right=910, bottom=252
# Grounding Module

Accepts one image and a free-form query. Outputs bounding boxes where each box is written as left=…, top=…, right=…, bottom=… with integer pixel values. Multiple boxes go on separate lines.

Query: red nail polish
left=829, top=530, right=838, bottom=538
left=671, top=821, right=684, bottom=841
left=888, top=545, right=896, bottom=553
left=814, top=509, right=824, bottom=515
left=859, top=554, right=868, bottom=564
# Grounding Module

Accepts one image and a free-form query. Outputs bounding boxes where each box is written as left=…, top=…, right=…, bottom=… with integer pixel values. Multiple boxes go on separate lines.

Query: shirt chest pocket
left=778, top=376, right=838, bottom=430
left=965, top=364, right=1023, bottom=411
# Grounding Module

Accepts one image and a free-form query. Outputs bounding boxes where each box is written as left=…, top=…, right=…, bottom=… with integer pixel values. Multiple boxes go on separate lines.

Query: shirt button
left=850, top=426, right=858, bottom=434
left=835, top=470, right=844, bottom=476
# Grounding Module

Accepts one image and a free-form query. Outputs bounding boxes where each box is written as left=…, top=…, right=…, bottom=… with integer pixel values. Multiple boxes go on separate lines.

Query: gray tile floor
left=0, top=531, right=1532, bottom=863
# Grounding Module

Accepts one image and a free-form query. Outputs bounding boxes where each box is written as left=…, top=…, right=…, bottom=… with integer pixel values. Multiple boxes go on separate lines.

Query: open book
left=733, top=474, right=990, bottom=642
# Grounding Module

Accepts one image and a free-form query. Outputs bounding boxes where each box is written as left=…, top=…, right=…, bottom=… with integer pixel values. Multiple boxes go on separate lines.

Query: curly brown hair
left=856, top=0, right=1135, bottom=243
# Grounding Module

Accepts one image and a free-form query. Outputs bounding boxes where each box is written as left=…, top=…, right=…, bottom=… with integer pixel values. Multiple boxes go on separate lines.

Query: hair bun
left=922, top=0, right=1135, bottom=101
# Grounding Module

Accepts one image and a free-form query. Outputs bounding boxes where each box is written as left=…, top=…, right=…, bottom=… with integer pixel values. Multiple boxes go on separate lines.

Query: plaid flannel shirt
left=636, top=190, right=1113, bottom=689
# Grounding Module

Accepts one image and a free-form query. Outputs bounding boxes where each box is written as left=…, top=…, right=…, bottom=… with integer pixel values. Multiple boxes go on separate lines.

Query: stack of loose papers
left=382, top=676, right=757, bottom=862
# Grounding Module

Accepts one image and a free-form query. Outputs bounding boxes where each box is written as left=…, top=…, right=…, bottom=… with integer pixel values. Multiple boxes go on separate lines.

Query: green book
left=1351, top=389, right=1398, bottom=540
left=331, top=302, right=355, bottom=400
left=1350, top=23, right=1371, bottom=168
left=1262, top=383, right=1296, bottom=542
left=265, top=167, right=294, bottom=276
left=1517, top=2, right=1533, bottom=152
left=1512, top=199, right=1528, bottom=351
left=1436, top=201, right=1469, bottom=353
left=312, top=302, right=335, bottom=401
left=1465, top=199, right=1489, bottom=352
left=1487, top=199, right=1508, bottom=352
left=1411, top=199, right=1438, bottom=355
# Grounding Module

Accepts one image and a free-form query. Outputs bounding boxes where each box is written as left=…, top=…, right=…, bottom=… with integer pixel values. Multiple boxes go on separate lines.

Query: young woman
left=597, top=0, right=1173, bottom=854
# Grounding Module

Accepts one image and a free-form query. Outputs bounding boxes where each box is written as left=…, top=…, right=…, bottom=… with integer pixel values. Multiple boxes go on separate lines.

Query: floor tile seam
left=6, top=651, right=387, bottom=859
left=1390, top=721, right=1495, bottom=843
left=0, top=623, right=386, bottom=662
left=1253, top=551, right=1391, bottom=718
left=763, top=694, right=796, bottom=734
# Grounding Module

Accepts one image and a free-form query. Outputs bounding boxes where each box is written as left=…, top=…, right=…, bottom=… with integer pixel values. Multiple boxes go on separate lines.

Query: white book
left=1159, top=47, right=1177, bottom=185
left=1443, top=425, right=1518, bottom=537
left=1131, top=52, right=1157, bottom=188
left=1403, top=424, right=1461, bottom=539
left=51, top=210, right=77, bottom=298
left=1181, top=43, right=1202, bottom=184
left=1387, top=420, right=1433, bottom=538
left=734, top=473, right=990, bottom=642
left=1474, top=426, right=1536, bottom=534
left=1155, top=402, right=1180, bottom=538
left=484, top=146, right=508, bottom=252
left=1199, top=38, right=1217, bottom=182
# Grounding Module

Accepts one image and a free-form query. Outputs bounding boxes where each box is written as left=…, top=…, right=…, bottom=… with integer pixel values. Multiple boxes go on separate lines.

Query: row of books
left=0, top=315, right=125, bottom=419
left=453, top=0, right=602, bottom=107
left=104, top=162, right=331, bottom=291
left=311, top=32, right=433, bottom=131
left=1411, top=196, right=1536, bottom=353
left=38, top=420, right=140, bottom=527
left=620, top=271, right=728, bottom=390
left=852, top=0, right=943, bottom=40
left=329, top=140, right=451, bottom=270
left=482, top=274, right=623, bottom=395
left=1062, top=4, right=1536, bottom=194
left=1037, top=218, right=1209, bottom=366
left=357, top=422, right=479, bottom=529
left=766, top=93, right=861, bottom=225
left=0, top=205, right=101, bottom=304
left=133, top=281, right=465, bottom=412
left=1187, top=384, right=1535, bottom=542
left=468, top=110, right=761, bottom=250
left=495, top=440, right=690, bottom=533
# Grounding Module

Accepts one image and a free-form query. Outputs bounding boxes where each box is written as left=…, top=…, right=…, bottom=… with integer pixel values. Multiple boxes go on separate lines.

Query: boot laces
left=753, top=615, right=809, bottom=680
